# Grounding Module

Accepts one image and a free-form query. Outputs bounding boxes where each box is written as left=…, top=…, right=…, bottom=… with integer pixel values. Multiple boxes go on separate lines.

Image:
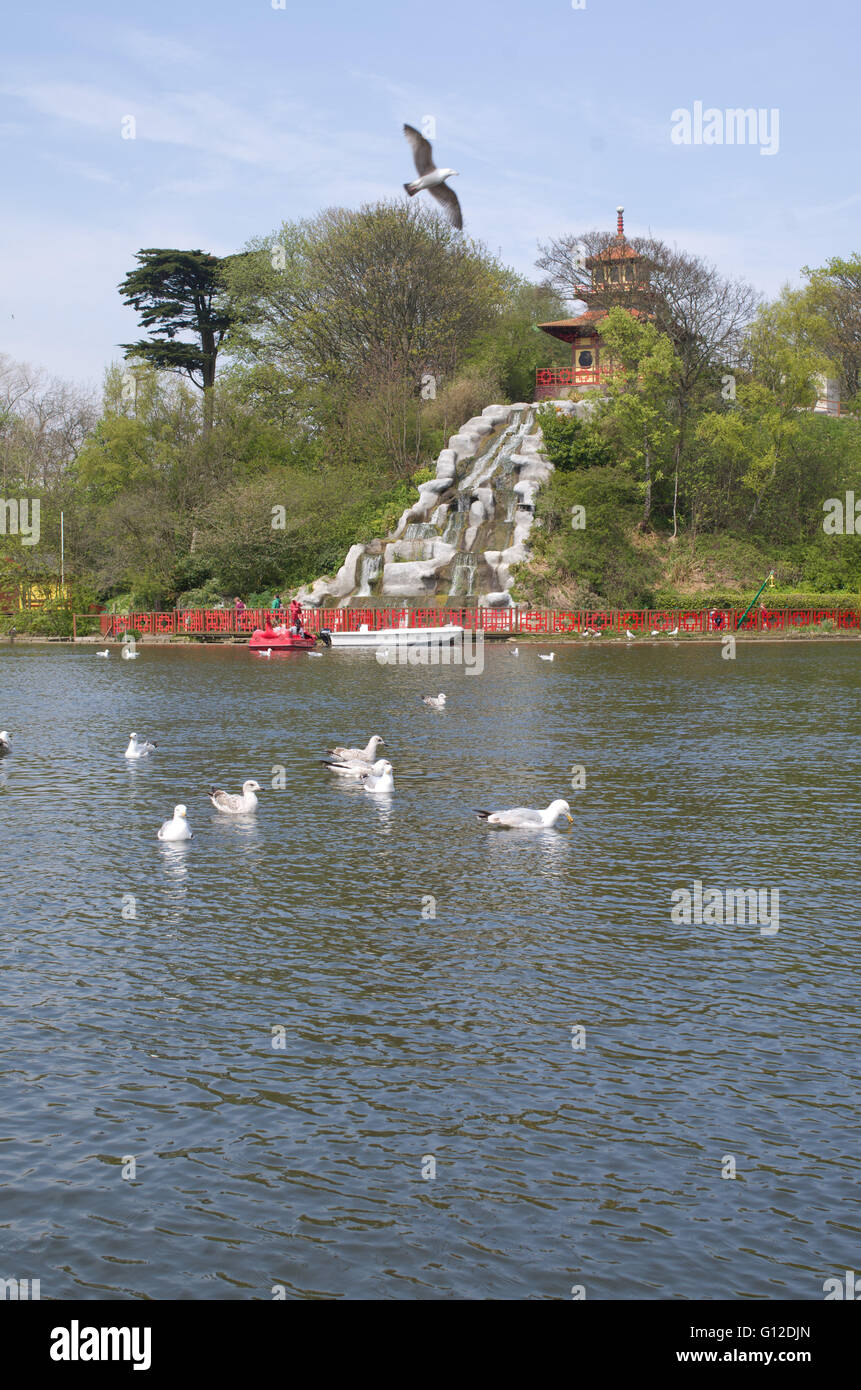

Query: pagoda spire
left=616, top=206, right=625, bottom=238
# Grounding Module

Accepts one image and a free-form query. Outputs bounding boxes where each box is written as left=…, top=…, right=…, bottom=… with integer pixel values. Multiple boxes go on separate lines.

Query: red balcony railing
left=94, top=605, right=861, bottom=640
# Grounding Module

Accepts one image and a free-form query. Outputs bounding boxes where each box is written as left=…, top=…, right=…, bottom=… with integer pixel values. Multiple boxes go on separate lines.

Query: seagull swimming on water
left=124, top=732, right=156, bottom=760
left=539, top=652, right=555, bottom=662
left=0, top=731, right=12, bottom=757
left=421, top=693, right=446, bottom=709
left=322, top=756, right=389, bottom=780
left=96, top=649, right=110, bottom=658
left=403, top=125, right=462, bottom=229
left=474, top=799, right=573, bottom=830
left=328, top=735, right=385, bottom=763
left=360, top=760, right=394, bottom=795
left=157, top=805, right=193, bottom=841
left=209, top=780, right=261, bottom=814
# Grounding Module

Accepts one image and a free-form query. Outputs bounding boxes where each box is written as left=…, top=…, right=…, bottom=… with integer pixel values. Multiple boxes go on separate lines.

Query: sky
left=1, top=0, right=859, bottom=391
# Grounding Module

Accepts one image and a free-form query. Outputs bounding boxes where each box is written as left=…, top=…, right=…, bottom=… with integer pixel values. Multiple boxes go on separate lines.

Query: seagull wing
left=403, top=123, right=435, bottom=175
left=491, top=807, right=545, bottom=827
left=429, top=182, right=463, bottom=230
left=210, top=787, right=244, bottom=813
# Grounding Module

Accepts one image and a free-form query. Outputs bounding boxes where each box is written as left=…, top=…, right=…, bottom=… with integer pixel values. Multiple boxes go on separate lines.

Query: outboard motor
left=318, top=629, right=332, bottom=648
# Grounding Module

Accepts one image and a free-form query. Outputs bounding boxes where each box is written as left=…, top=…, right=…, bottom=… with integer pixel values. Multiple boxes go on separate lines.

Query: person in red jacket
left=289, top=597, right=303, bottom=636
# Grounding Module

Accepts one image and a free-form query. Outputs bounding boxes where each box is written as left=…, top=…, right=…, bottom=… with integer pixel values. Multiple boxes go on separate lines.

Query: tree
left=222, top=201, right=507, bottom=474
left=118, top=249, right=234, bottom=433
left=596, top=309, right=679, bottom=528
left=801, top=254, right=861, bottom=402
left=537, top=230, right=759, bottom=533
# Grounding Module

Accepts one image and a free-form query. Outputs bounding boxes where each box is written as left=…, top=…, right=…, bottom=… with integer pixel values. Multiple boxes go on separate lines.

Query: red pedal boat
left=249, top=622, right=331, bottom=652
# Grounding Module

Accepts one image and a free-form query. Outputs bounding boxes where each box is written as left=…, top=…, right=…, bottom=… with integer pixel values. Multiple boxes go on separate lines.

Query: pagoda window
left=577, top=349, right=593, bottom=368
left=609, top=264, right=619, bottom=283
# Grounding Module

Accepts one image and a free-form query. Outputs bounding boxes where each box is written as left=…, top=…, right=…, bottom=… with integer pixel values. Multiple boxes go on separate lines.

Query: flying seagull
left=403, top=125, right=462, bottom=229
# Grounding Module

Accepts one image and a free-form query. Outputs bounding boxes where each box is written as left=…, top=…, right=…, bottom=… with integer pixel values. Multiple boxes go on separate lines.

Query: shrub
left=535, top=407, right=615, bottom=471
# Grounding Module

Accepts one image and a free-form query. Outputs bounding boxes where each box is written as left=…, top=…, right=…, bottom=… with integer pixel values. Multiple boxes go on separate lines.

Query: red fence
left=96, top=606, right=860, bottom=639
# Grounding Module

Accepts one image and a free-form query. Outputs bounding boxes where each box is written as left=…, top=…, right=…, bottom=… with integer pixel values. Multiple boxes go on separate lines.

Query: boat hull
left=249, top=629, right=318, bottom=651
left=328, top=625, right=463, bottom=648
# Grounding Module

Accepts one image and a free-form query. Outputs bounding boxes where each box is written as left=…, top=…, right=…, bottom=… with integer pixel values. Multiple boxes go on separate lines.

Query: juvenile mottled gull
left=328, top=735, right=385, bottom=763
left=0, top=730, right=12, bottom=757
left=209, top=780, right=261, bottom=814
left=421, top=693, right=446, bottom=709
left=403, top=125, right=462, bottom=229
left=474, top=799, right=573, bottom=829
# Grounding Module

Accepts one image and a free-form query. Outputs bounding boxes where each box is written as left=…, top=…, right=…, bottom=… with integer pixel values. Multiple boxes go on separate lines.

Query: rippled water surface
left=0, top=639, right=858, bottom=1299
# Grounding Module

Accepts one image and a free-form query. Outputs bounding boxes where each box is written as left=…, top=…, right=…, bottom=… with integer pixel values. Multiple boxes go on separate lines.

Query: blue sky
left=1, top=0, right=858, bottom=389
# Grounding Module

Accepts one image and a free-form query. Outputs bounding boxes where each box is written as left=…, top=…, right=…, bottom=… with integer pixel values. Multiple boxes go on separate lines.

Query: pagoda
left=535, top=207, right=646, bottom=400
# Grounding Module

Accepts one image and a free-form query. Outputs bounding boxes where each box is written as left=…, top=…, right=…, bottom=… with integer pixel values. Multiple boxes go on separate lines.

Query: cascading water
left=297, top=400, right=558, bottom=608
left=355, top=552, right=382, bottom=597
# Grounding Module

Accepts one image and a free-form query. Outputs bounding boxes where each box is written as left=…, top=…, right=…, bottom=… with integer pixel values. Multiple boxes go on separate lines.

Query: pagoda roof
left=587, top=240, right=640, bottom=265
left=537, top=310, right=609, bottom=340
left=537, top=307, right=647, bottom=340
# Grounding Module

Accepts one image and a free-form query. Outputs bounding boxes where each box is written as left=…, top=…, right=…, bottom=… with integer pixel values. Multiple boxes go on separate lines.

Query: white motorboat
left=327, top=623, right=464, bottom=648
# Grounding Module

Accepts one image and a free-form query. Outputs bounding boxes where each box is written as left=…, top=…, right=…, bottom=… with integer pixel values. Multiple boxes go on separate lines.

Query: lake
left=0, top=638, right=857, bottom=1299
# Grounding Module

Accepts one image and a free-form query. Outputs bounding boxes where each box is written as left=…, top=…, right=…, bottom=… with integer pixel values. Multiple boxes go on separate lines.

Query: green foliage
left=118, top=248, right=234, bottom=396
left=535, top=406, right=614, bottom=471
left=520, top=466, right=660, bottom=608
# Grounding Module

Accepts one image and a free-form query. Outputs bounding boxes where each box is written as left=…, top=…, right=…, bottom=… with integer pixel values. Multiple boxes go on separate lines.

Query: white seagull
left=668, top=626, right=679, bottom=637
left=256, top=648, right=272, bottom=659
left=651, top=629, right=660, bottom=637
left=323, top=756, right=389, bottom=780
left=626, top=629, right=636, bottom=640
left=96, top=649, right=110, bottom=658
left=421, top=693, right=446, bottom=709
left=539, top=652, right=555, bottom=662
left=509, top=646, right=519, bottom=656
left=0, top=730, right=12, bottom=757
left=360, top=760, right=394, bottom=795
left=157, top=805, right=193, bottom=841
left=209, top=780, right=261, bottom=814
left=124, top=732, right=156, bottom=759
left=121, top=647, right=139, bottom=660
left=328, top=735, right=385, bottom=763
left=475, top=799, right=573, bottom=830
left=403, top=124, right=462, bottom=229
